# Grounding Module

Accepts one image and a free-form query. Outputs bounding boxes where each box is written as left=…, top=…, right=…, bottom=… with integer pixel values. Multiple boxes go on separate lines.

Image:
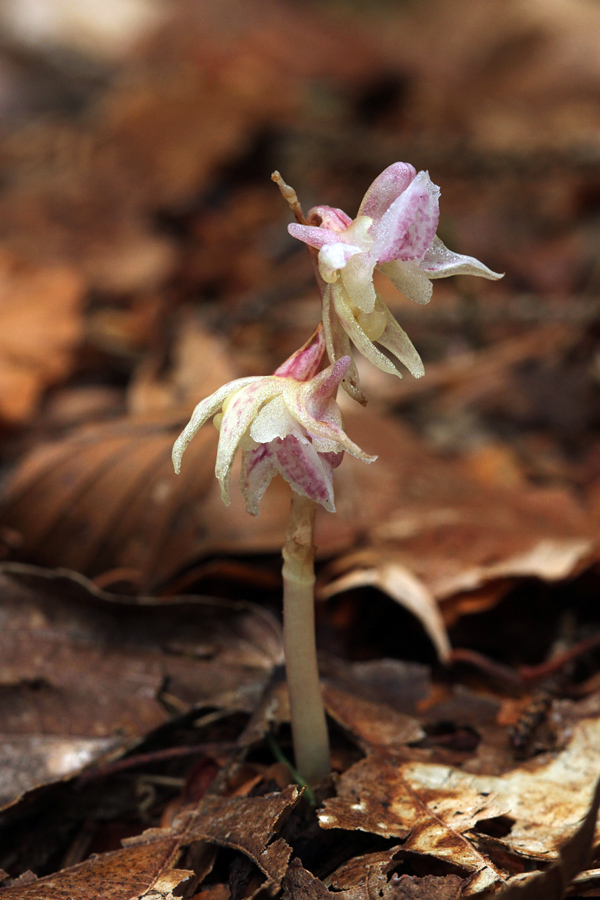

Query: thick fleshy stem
left=282, top=492, right=331, bottom=785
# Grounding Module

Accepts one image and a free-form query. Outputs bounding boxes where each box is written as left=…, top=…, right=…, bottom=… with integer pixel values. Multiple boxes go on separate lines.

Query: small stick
left=271, top=171, right=307, bottom=225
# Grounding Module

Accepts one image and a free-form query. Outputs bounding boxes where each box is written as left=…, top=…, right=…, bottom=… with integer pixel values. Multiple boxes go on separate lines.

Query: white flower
left=172, top=327, right=375, bottom=515
left=289, top=162, right=502, bottom=401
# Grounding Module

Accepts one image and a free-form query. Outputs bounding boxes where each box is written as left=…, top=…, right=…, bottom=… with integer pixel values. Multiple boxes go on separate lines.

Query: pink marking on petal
left=274, top=324, right=326, bottom=381
left=306, top=206, right=353, bottom=231
left=374, top=170, right=440, bottom=264
left=321, top=449, right=344, bottom=469
left=240, top=442, right=278, bottom=516
left=274, top=434, right=335, bottom=510
left=288, top=223, right=343, bottom=250
left=358, top=162, right=416, bottom=223
left=306, top=357, right=352, bottom=418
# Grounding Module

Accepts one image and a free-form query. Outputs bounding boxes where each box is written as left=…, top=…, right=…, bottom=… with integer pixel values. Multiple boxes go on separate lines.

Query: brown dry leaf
left=0, top=254, right=84, bottom=425
left=329, top=847, right=465, bottom=900
left=364, top=322, right=581, bottom=413
left=127, top=314, right=238, bottom=417
left=0, top=0, right=382, bottom=297
left=0, top=416, right=291, bottom=590
left=0, top=832, right=193, bottom=900
left=325, top=408, right=597, bottom=634
left=493, top=779, right=600, bottom=899
left=0, top=784, right=301, bottom=900
left=0, top=562, right=281, bottom=808
left=323, top=683, right=424, bottom=755
left=319, top=711, right=600, bottom=896
left=377, top=0, right=600, bottom=152
left=183, top=785, right=301, bottom=895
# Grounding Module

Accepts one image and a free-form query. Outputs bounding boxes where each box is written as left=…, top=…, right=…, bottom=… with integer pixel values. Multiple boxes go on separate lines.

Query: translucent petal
left=249, top=395, right=298, bottom=443
left=287, top=223, right=342, bottom=250
left=379, top=259, right=433, bottom=305
left=306, top=205, right=352, bottom=231
left=274, top=434, right=337, bottom=512
left=373, top=170, right=440, bottom=263
left=172, top=376, right=262, bottom=474
left=421, top=237, right=503, bottom=280
left=358, top=162, right=416, bottom=222
left=303, top=357, right=350, bottom=419
left=284, top=376, right=377, bottom=462
left=322, top=285, right=364, bottom=405
left=274, top=324, right=326, bottom=381
left=215, top=379, right=282, bottom=505
left=340, top=252, right=377, bottom=313
left=377, top=300, right=425, bottom=379
left=240, top=442, right=278, bottom=516
left=332, top=284, right=401, bottom=378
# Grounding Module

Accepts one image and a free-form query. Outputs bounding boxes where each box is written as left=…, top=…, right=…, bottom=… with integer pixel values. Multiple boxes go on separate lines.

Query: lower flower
left=172, top=326, right=376, bottom=515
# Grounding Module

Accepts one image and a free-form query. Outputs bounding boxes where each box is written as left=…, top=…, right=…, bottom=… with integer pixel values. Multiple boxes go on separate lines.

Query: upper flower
left=172, top=326, right=375, bottom=515
left=288, top=162, right=502, bottom=399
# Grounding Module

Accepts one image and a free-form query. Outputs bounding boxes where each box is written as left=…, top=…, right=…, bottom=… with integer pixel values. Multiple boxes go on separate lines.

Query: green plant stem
left=282, top=492, right=331, bottom=785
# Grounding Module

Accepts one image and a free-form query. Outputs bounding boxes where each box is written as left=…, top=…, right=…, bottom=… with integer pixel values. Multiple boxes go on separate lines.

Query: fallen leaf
left=0, top=417, right=290, bottom=591
left=330, top=847, right=465, bottom=900
left=0, top=254, right=84, bottom=424
left=492, top=778, right=600, bottom=899
left=319, top=711, right=600, bottom=896
left=326, top=408, right=597, bottom=630
left=0, top=562, right=281, bottom=808
left=0, top=832, right=192, bottom=900
left=0, top=784, right=301, bottom=900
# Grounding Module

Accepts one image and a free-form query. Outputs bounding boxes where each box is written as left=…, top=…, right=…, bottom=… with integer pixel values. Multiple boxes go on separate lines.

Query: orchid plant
left=173, top=162, right=502, bottom=785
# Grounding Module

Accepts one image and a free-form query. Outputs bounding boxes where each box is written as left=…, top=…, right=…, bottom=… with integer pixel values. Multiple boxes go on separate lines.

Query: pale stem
left=282, top=492, right=331, bottom=785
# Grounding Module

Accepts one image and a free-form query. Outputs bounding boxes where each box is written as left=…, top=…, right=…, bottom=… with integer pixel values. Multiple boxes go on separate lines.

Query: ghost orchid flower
left=172, top=325, right=375, bottom=516
left=288, top=162, right=502, bottom=400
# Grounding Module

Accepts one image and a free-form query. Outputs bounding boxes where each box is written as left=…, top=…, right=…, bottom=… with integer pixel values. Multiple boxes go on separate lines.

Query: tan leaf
left=0, top=563, right=281, bottom=809
left=328, top=408, right=597, bottom=627
left=0, top=255, right=84, bottom=424
left=319, top=715, right=600, bottom=896
left=0, top=418, right=290, bottom=590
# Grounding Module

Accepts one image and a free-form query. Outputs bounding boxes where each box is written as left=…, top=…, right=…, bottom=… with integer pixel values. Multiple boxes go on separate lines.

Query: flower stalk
left=281, top=493, right=330, bottom=785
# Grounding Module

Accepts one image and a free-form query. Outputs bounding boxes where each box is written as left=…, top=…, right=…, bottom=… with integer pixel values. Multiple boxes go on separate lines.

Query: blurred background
left=0, top=0, right=598, bottom=627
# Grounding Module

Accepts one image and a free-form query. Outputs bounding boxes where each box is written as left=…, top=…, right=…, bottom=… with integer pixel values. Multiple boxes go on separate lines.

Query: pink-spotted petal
left=379, top=259, right=434, bottom=305
left=287, top=223, right=342, bottom=250
left=421, top=237, right=503, bottom=280
left=306, top=205, right=353, bottom=231
left=322, top=285, right=364, bottom=405
left=172, top=376, right=262, bottom=474
left=358, top=162, right=416, bottom=222
left=274, top=434, right=336, bottom=512
left=216, top=379, right=282, bottom=504
left=274, top=323, right=326, bottom=381
left=373, top=170, right=440, bottom=264
left=240, top=442, right=279, bottom=516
